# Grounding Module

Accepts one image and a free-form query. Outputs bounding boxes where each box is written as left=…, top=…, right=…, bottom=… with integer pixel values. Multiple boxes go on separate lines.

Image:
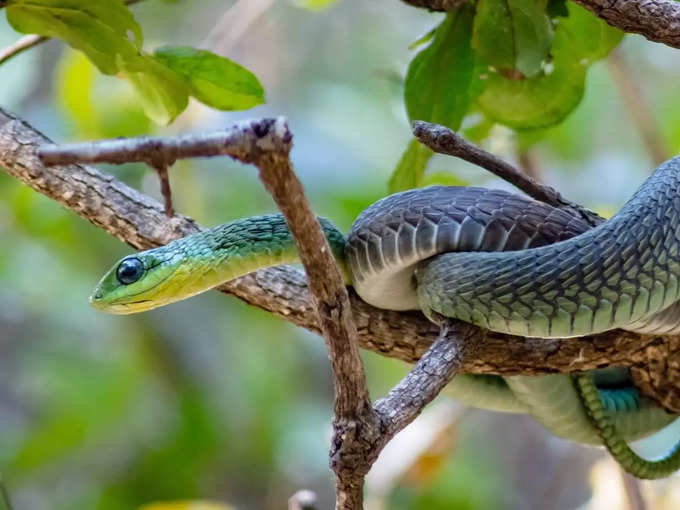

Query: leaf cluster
left=391, top=0, right=623, bottom=191
left=3, top=0, right=265, bottom=124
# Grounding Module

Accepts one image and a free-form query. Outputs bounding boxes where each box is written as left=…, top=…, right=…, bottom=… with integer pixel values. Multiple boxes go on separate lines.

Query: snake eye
left=116, top=257, right=144, bottom=285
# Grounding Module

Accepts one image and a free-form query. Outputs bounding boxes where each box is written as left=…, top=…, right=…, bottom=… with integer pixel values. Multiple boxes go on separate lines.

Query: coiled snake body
left=91, top=158, right=680, bottom=478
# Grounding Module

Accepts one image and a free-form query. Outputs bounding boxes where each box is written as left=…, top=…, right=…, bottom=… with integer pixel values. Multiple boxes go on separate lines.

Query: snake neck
left=90, top=214, right=348, bottom=314
left=157, top=214, right=349, bottom=303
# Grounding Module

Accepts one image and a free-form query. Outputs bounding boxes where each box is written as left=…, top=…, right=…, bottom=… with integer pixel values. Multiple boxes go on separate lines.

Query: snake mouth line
left=89, top=260, right=178, bottom=310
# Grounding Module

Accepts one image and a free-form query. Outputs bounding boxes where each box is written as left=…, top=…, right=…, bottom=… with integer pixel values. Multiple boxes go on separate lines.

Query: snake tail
left=576, top=373, right=680, bottom=479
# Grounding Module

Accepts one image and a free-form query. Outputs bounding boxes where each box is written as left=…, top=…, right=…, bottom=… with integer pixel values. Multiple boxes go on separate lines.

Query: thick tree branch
left=1, top=107, right=679, bottom=413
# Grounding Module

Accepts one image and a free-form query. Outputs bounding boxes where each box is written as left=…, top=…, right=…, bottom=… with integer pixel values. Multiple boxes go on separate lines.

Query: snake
left=90, top=157, right=680, bottom=479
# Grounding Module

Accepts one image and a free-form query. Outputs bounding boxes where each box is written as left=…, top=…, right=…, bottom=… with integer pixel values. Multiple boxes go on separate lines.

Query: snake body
left=91, top=158, right=680, bottom=478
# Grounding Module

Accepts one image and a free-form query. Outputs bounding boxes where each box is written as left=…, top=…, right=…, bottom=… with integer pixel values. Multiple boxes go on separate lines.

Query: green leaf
left=154, top=46, right=265, bottom=111
left=388, top=139, right=433, bottom=193
left=473, top=0, right=553, bottom=78
left=408, top=28, right=436, bottom=50
left=6, top=0, right=142, bottom=75
left=560, top=3, right=624, bottom=63
left=121, top=55, right=189, bottom=125
left=477, top=3, right=623, bottom=129
left=404, top=5, right=476, bottom=130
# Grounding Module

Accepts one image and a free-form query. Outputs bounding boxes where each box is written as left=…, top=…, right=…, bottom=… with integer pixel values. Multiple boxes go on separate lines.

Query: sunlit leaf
left=404, top=5, right=477, bottom=130
left=140, top=501, right=233, bottom=510
left=154, top=46, right=265, bottom=111
left=477, top=3, right=623, bottom=129
left=6, top=0, right=142, bottom=74
left=473, top=0, right=553, bottom=78
left=388, top=139, right=433, bottom=193
left=57, top=49, right=153, bottom=137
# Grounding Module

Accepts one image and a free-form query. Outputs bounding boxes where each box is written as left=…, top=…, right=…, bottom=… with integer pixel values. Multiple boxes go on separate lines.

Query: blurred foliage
left=0, top=0, right=680, bottom=509
left=140, top=502, right=233, bottom=510
left=5, top=0, right=264, bottom=124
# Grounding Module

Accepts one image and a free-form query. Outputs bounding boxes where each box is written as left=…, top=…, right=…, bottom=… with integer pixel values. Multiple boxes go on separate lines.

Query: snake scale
left=91, top=157, right=680, bottom=479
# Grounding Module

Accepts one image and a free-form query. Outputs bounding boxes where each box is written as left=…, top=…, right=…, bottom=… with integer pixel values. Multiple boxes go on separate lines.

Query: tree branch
left=1, top=107, right=679, bottom=414
left=0, top=35, right=47, bottom=66
left=413, top=121, right=604, bottom=227
left=373, top=321, right=478, bottom=439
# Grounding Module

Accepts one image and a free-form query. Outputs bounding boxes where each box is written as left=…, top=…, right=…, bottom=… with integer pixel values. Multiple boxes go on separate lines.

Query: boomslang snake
left=91, top=157, right=680, bottom=479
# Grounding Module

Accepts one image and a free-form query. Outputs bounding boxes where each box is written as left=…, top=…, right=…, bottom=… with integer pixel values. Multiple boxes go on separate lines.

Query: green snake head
left=89, top=250, right=186, bottom=314
left=89, top=214, right=349, bottom=314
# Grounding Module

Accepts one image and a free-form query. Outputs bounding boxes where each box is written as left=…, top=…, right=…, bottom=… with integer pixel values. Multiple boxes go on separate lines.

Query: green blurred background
left=2, top=1, right=680, bottom=509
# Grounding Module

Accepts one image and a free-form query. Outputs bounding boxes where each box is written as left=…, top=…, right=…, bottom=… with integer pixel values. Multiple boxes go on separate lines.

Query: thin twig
left=0, top=35, right=47, bottom=66
left=413, top=121, right=605, bottom=227
left=607, top=50, right=669, bottom=166
left=153, top=162, right=174, bottom=217
left=373, top=320, right=476, bottom=439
